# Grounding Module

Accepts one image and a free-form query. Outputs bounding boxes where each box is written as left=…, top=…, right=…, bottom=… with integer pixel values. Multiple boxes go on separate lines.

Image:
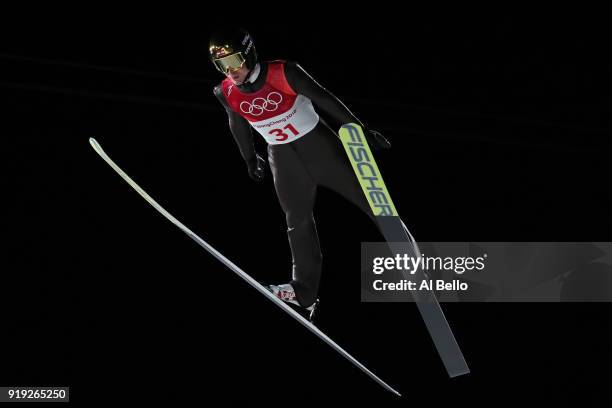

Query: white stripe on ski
left=89, top=138, right=401, bottom=397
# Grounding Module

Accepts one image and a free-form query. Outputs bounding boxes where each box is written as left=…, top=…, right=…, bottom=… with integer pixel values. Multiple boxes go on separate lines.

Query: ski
left=338, top=123, right=470, bottom=378
left=89, top=138, right=401, bottom=396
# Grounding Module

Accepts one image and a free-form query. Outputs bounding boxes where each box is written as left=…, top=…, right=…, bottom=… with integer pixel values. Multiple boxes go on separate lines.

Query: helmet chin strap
left=237, top=68, right=252, bottom=85
left=236, top=63, right=260, bottom=86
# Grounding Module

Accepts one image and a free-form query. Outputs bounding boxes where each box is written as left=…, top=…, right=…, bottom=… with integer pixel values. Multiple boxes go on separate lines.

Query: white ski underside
left=89, top=138, right=401, bottom=397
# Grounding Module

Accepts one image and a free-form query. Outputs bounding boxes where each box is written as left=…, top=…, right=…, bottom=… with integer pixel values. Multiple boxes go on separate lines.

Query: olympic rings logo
left=240, top=92, right=283, bottom=116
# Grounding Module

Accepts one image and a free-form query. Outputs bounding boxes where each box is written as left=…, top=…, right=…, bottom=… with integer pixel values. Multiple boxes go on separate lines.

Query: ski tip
left=89, top=138, right=103, bottom=154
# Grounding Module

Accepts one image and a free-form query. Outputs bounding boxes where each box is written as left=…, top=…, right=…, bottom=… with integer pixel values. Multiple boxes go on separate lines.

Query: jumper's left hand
left=365, top=129, right=391, bottom=151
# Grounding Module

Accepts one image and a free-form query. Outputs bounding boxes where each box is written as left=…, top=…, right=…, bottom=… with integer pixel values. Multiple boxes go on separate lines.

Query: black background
left=2, top=7, right=610, bottom=406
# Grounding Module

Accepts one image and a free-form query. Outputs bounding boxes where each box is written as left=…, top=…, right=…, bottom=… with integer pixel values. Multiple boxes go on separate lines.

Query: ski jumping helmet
left=209, top=28, right=257, bottom=74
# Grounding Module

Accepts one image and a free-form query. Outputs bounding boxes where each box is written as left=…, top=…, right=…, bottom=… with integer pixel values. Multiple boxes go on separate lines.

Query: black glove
left=364, top=128, right=391, bottom=151
left=246, top=154, right=266, bottom=182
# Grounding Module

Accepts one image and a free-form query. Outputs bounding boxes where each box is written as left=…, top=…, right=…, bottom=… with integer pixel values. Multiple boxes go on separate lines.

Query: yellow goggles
left=212, top=52, right=246, bottom=74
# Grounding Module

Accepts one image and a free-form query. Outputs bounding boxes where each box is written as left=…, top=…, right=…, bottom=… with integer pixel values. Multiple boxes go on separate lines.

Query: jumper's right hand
left=247, top=154, right=266, bottom=182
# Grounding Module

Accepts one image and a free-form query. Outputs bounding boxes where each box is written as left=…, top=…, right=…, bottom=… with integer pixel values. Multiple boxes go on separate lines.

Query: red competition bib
left=221, top=61, right=319, bottom=144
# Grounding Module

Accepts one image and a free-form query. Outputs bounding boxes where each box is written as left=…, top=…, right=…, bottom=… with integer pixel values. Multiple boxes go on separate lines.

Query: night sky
left=2, top=8, right=610, bottom=406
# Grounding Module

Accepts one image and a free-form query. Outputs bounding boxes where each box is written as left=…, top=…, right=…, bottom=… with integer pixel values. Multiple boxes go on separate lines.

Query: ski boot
left=266, top=283, right=319, bottom=323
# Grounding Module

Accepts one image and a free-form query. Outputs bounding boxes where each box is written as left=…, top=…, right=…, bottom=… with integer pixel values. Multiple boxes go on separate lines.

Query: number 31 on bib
left=269, top=123, right=301, bottom=142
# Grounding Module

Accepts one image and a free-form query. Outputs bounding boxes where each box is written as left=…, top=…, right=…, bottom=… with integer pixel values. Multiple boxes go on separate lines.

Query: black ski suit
left=214, top=61, right=376, bottom=307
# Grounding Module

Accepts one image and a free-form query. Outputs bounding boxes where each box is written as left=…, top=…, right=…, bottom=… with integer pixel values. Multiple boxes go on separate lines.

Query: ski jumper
left=214, top=61, right=376, bottom=307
